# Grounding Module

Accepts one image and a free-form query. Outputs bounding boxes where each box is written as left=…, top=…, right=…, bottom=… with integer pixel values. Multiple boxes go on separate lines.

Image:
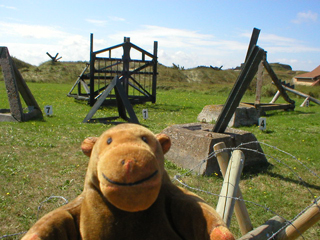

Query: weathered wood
left=255, top=61, right=264, bottom=105
left=216, top=150, right=245, bottom=227
left=214, top=142, right=253, bottom=235
left=276, top=199, right=320, bottom=240
left=83, top=76, right=139, bottom=124
left=262, top=60, right=295, bottom=105
left=13, top=62, right=42, bottom=119
left=237, top=216, right=286, bottom=240
left=300, top=97, right=310, bottom=107
left=282, top=85, right=320, bottom=105
left=245, top=28, right=260, bottom=63
left=0, top=47, right=23, bottom=121
left=212, top=46, right=265, bottom=133
left=0, top=47, right=43, bottom=122
left=83, top=76, right=118, bottom=123
left=270, top=90, right=281, bottom=104
left=68, top=64, right=90, bottom=96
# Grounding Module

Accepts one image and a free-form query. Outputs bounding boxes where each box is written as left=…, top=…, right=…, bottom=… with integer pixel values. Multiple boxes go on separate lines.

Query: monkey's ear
left=155, top=133, right=171, bottom=154
left=81, top=137, right=98, bottom=157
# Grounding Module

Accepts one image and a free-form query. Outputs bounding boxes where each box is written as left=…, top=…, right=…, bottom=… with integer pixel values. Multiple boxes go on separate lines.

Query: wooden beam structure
left=83, top=76, right=139, bottom=124
left=69, top=34, right=158, bottom=107
left=212, top=45, right=265, bottom=133
left=0, top=47, right=43, bottom=122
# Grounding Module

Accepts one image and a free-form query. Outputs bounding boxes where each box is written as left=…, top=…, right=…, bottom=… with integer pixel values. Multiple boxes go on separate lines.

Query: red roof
left=295, top=65, right=320, bottom=79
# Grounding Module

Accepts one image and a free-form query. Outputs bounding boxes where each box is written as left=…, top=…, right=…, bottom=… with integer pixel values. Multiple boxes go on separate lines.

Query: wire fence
left=172, top=141, right=320, bottom=240
left=1, top=141, right=319, bottom=239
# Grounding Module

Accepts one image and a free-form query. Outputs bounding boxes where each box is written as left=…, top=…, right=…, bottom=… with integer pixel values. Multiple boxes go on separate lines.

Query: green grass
left=0, top=78, right=319, bottom=239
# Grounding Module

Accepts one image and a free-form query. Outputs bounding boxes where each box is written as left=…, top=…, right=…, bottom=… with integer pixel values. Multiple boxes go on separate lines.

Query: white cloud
left=85, top=19, right=108, bottom=27
left=107, top=25, right=248, bottom=68
left=260, top=34, right=297, bottom=44
left=108, top=16, right=125, bottom=22
left=292, top=10, right=318, bottom=24
left=0, top=21, right=317, bottom=70
left=0, top=4, right=17, bottom=10
left=0, top=21, right=67, bottom=40
left=0, top=21, right=90, bottom=65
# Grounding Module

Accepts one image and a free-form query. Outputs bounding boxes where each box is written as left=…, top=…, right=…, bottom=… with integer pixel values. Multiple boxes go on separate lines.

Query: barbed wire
left=0, top=196, right=68, bottom=240
left=172, top=141, right=320, bottom=240
left=1, top=142, right=319, bottom=239
left=36, top=195, right=68, bottom=220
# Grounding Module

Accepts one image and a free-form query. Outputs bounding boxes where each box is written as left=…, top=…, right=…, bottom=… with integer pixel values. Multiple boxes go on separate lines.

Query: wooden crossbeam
left=83, top=76, right=139, bottom=124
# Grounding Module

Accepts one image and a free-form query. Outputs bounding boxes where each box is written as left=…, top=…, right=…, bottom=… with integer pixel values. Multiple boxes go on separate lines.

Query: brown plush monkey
left=22, top=123, right=234, bottom=240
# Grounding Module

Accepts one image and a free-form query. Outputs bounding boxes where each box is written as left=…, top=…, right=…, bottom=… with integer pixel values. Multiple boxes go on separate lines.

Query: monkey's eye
left=107, top=137, right=112, bottom=144
left=141, top=136, right=148, bottom=144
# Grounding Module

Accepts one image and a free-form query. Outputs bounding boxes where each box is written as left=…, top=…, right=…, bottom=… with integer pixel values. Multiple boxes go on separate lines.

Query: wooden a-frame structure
left=0, top=47, right=43, bottom=122
left=82, top=76, right=139, bottom=124
left=213, top=28, right=295, bottom=133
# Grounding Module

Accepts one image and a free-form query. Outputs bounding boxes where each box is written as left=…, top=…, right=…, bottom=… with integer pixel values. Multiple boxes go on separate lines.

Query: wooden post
left=237, top=216, right=286, bottom=240
left=245, top=28, right=260, bottom=63
left=262, top=60, right=295, bottom=105
left=89, top=33, right=95, bottom=106
left=214, top=143, right=253, bottom=234
left=151, top=41, right=158, bottom=103
left=281, top=85, right=320, bottom=105
left=216, top=149, right=245, bottom=227
left=300, top=97, right=310, bottom=107
left=255, top=61, right=264, bottom=105
left=270, top=90, right=281, bottom=104
left=276, top=199, right=320, bottom=240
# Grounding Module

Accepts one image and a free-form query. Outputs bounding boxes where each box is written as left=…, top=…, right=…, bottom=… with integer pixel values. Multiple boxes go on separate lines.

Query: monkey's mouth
left=102, top=170, right=158, bottom=187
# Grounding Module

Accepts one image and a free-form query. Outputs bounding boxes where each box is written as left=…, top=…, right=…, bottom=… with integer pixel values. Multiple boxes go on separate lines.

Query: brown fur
left=22, top=123, right=234, bottom=240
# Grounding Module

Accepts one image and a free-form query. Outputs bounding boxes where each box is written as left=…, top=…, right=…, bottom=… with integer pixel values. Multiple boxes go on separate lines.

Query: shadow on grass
left=263, top=170, right=320, bottom=191
left=265, top=110, right=316, bottom=117
left=243, top=163, right=320, bottom=191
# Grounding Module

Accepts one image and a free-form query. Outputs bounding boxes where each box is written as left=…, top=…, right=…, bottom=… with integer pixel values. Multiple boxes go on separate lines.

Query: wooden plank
left=115, top=79, right=139, bottom=124
left=68, top=64, right=89, bottom=95
left=0, top=47, right=23, bottom=121
left=13, top=62, right=42, bottom=113
left=262, top=60, right=295, bottom=105
left=245, top=28, right=260, bottom=63
left=212, top=46, right=265, bottom=133
left=282, top=85, right=320, bottom=105
left=83, top=76, right=117, bottom=123
left=216, top=150, right=245, bottom=227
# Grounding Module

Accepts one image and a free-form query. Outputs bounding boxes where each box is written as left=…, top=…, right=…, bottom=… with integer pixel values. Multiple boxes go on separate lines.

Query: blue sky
left=0, top=0, right=319, bottom=71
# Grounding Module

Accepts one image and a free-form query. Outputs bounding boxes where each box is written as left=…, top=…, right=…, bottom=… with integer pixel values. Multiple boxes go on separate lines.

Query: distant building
left=293, top=65, right=320, bottom=86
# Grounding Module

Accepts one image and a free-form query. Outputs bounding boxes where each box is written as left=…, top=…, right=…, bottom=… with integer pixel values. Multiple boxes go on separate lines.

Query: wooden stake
left=270, top=90, right=280, bottom=104
left=237, top=216, right=286, bottom=240
left=216, top=149, right=245, bottom=227
left=214, top=142, right=253, bottom=234
left=276, top=199, right=320, bottom=240
left=300, top=97, right=310, bottom=107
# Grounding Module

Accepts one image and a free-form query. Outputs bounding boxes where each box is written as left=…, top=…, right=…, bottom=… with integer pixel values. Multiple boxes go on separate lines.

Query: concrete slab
left=162, top=123, right=268, bottom=176
left=197, top=103, right=262, bottom=127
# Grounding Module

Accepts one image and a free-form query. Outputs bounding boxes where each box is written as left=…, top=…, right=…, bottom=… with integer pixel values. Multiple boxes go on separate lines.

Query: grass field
left=0, top=67, right=320, bottom=239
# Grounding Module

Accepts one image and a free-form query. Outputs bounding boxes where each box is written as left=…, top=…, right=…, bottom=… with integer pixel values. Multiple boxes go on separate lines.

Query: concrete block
left=197, top=104, right=262, bottom=127
left=162, top=123, right=268, bottom=176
